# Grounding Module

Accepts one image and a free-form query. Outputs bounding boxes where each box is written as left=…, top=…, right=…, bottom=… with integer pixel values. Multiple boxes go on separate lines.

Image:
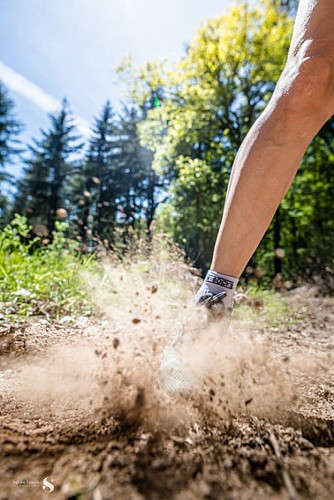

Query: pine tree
left=117, top=106, right=164, bottom=239
left=0, top=80, right=23, bottom=225
left=116, top=107, right=146, bottom=232
left=72, top=101, right=164, bottom=247
left=16, top=99, right=83, bottom=232
left=278, top=0, right=299, bottom=15
left=74, top=100, right=119, bottom=243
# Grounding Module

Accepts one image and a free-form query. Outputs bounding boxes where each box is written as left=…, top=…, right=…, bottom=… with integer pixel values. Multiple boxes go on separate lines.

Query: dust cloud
left=5, top=245, right=333, bottom=434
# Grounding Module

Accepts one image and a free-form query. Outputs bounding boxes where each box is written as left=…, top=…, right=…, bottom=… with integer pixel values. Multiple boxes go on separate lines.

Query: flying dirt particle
left=255, top=266, right=265, bottom=278
left=132, top=318, right=141, bottom=324
left=33, top=223, right=49, bottom=236
left=116, top=387, right=146, bottom=428
left=275, top=248, right=285, bottom=259
left=252, top=298, right=264, bottom=309
left=245, top=398, right=253, bottom=406
left=323, top=389, right=331, bottom=400
left=56, top=208, right=68, bottom=218
left=113, top=338, right=120, bottom=349
left=299, top=437, right=314, bottom=450
left=152, top=341, right=158, bottom=353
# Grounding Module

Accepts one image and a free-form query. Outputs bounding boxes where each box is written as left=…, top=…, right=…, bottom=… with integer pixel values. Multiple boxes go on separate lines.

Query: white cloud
left=0, top=59, right=91, bottom=138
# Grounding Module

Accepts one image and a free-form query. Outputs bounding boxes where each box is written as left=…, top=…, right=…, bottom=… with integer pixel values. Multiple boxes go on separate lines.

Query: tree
left=116, top=105, right=165, bottom=241
left=0, top=80, right=23, bottom=225
left=282, top=118, right=334, bottom=279
left=121, top=0, right=334, bottom=283
left=16, top=100, right=83, bottom=232
left=70, top=101, right=163, bottom=247
left=277, top=0, right=299, bottom=15
left=128, top=1, right=293, bottom=269
left=70, top=100, right=120, bottom=244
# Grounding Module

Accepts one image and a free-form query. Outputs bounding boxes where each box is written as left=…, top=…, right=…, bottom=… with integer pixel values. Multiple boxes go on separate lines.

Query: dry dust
left=1, top=254, right=334, bottom=499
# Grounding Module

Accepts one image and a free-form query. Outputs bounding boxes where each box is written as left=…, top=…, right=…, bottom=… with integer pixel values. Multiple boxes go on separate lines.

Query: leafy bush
left=0, top=215, right=95, bottom=319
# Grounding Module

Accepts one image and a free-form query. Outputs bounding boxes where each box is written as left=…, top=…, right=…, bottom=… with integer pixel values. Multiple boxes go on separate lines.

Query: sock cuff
left=205, top=270, right=238, bottom=291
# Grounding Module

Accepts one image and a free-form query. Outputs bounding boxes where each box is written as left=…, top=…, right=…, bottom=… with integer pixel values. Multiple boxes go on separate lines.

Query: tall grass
left=0, top=215, right=95, bottom=319
left=0, top=216, right=293, bottom=326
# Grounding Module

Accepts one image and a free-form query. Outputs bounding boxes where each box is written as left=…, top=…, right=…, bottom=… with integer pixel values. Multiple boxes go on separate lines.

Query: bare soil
left=1, top=289, right=334, bottom=500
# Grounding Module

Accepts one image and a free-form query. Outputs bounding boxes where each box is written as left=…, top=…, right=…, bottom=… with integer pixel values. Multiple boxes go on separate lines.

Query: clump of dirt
left=1, top=259, right=334, bottom=499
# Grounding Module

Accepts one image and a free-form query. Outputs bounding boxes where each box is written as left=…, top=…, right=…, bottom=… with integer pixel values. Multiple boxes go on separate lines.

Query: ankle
left=195, top=270, right=239, bottom=309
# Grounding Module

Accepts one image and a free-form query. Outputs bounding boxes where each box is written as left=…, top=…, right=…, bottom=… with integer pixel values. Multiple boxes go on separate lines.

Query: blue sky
left=0, top=0, right=232, bottom=159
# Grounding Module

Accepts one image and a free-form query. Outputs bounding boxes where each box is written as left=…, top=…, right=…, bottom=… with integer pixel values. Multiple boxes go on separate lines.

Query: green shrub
left=0, top=215, right=95, bottom=319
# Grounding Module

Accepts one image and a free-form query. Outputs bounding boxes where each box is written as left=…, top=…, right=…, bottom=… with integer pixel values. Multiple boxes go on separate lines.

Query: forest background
left=0, top=0, right=333, bottom=298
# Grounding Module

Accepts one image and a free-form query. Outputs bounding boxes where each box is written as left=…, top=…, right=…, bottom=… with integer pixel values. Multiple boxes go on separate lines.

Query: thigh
left=288, top=0, right=334, bottom=58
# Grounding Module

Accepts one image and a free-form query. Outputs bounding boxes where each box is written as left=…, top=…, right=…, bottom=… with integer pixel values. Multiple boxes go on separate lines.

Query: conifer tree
left=117, top=105, right=165, bottom=239
left=75, top=101, right=163, bottom=245
left=0, top=80, right=23, bottom=225
left=16, top=99, right=83, bottom=231
left=74, top=100, right=119, bottom=243
left=278, top=0, right=298, bottom=15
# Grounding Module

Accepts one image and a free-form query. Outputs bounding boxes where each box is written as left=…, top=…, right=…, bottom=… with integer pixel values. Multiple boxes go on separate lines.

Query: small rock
left=299, top=437, right=314, bottom=450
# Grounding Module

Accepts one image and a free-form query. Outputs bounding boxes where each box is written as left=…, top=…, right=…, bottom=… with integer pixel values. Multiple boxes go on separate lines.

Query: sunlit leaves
left=129, top=1, right=293, bottom=267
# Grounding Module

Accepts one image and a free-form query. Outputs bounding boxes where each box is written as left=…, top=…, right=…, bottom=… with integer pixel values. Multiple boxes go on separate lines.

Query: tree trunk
left=273, top=206, right=282, bottom=276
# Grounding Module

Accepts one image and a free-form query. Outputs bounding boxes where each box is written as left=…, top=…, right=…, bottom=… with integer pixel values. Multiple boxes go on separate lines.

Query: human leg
left=159, top=1, right=334, bottom=394
left=210, top=0, right=334, bottom=281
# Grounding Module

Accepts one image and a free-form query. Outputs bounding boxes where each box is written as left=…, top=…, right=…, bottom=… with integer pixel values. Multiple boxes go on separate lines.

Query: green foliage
left=4, top=0, right=333, bottom=292
left=120, top=0, right=333, bottom=285
left=51, top=100, right=164, bottom=247
left=69, top=100, right=120, bottom=244
left=0, top=80, right=23, bottom=227
left=0, top=81, right=23, bottom=171
left=130, top=0, right=293, bottom=269
left=234, top=287, right=297, bottom=328
left=159, top=157, right=226, bottom=263
left=15, top=99, right=83, bottom=232
left=276, top=0, right=299, bottom=15
left=0, top=214, right=95, bottom=319
left=253, top=118, right=334, bottom=283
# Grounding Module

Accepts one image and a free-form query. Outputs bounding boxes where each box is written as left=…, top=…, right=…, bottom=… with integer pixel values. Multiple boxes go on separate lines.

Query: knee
left=275, top=43, right=334, bottom=117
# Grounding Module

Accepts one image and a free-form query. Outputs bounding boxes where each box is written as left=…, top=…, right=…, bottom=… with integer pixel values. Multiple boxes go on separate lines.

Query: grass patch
left=0, top=215, right=95, bottom=320
left=234, top=286, right=298, bottom=328
left=0, top=215, right=297, bottom=328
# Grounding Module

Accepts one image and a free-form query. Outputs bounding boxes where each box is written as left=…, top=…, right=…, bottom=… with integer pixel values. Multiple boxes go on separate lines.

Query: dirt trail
left=1, top=289, right=334, bottom=500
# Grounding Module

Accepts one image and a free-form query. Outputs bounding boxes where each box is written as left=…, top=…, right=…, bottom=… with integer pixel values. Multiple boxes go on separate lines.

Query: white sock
left=195, top=270, right=239, bottom=309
